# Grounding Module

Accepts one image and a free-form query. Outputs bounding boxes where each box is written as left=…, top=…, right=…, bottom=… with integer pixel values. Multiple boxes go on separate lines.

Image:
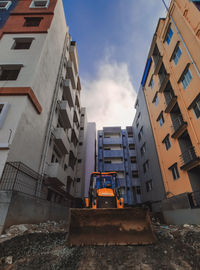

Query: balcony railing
left=103, top=150, right=123, bottom=158
left=153, top=55, right=163, bottom=75
left=62, top=79, right=75, bottom=107
left=180, top=146, right=200, bottom=170
left=171, top=115, right=187, bottom=138
left=158, top=73, right=169, bottom=93
left=164, top=92, right=177, bottom=113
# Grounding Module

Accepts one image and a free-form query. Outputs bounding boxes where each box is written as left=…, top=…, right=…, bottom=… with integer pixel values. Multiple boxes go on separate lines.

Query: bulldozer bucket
left=66, top=208, right=156, bottom=246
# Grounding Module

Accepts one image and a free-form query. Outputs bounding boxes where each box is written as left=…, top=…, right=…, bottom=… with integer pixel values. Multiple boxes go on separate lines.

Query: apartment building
left=98, top=127, right=141, bottom=205
left=138, top=0, right=200, bottom=218
left=133, top=86, right=166, bottom=211
left=0, top=0, right=87, bottom=231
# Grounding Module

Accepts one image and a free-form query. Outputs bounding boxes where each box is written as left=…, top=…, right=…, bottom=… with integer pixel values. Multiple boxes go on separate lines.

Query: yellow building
left=143, top=0, right=200, bottom=205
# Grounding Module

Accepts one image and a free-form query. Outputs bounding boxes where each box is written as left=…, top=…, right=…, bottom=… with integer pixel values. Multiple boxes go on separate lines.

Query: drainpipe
left=36, top=34, right=69, bottom=196
left=161, top=0, right=200, bottom=77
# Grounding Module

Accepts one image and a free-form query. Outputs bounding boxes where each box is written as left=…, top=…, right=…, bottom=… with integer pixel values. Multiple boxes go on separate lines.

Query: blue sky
left=63, top=0, right=170, bottom=129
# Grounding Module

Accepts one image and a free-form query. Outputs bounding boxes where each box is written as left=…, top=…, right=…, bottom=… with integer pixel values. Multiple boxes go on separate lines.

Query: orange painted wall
left=143, top=0, right=200, bottom=197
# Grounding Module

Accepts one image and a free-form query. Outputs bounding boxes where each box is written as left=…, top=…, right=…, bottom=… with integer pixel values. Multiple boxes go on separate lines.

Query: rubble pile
left=0, top=220, right=200, bottom=269
left=0, top=220, right=66, bottom=244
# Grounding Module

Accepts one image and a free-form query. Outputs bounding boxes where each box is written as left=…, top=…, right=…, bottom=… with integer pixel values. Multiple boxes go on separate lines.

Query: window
left=12, top=38, right=33, bottom=50
left=104, top=160, right=111, bottom=164
left=129, top=144, right=135, bottom=150
left=153, top=93, right=159, bottom=106
left=136, top=122, right=139, bottom=128
left=165, top=26, right=173, bottom=45
left=131, top=157, right=136, bottom=163
left=157, top=112, right=165, bottom=126
left=193, top=98, right=200, bottom=119
left=136, top=186, right=141, bottom=195
left=140, top=143, right=146, bottom=156
left=172, top=46, right=182, bottom=65
left=180, top=67, right=192, bottom=89
left=150, top=77, right=154, bottom=90
left=104, top=147, right=111, bottom=150
left=128, top=133, right=133, bottom=138
left=132, top=171, right=139, bottom=178
left=77, top=178, right=80, bottom=182
left=143, top=160, right=149, bottom=173
left=0, top=103, right=9, bottom=129
left=146, top=180, right=153, bottom=192
left=80, top=127, right=84, bottom=130
left=30, top=0, right=49, bottom=8
left=79, top=142, right=83, bottom=146
left=0, top=1, right=11, bottom=10
left=169, top=163, right=180, bottom=180
left=0, top=65, right=22, bottom=81
left=163, top=135, right=171, bottom=151
left=24, top=17, right=43, bottom=27
left=78, top=159, right=82, bottom=163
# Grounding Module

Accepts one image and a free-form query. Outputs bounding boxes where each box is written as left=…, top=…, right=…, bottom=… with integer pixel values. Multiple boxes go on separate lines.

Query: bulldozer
left=67, top=172, right=156, bottom=246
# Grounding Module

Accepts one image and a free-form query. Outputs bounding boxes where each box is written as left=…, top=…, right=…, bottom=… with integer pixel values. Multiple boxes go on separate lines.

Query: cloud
left=81, top=58, right=137, bottom=130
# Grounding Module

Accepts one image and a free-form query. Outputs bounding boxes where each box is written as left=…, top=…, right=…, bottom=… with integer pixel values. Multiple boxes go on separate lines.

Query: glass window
left=24, top=17, right=43, bottom=27
left=12, top=38, right=33, bottom=50
left=0, top=65, right=22, bottom=81
left=0, top=1, right=12, bottom=10
left=169, top=163, right=180, bottom=180
left=150, top=78, right=154, bottom=90
left=163, top=135, right=171, bottom=151
left=181, top=68, right=192, bottom=89
left=30, top=0, right=49, bottom=8
left=136, top=186, right=141, bottom=195
left=153, top=94, right=159, bottom=106
left=193, top=99, right=200, bottom=119
left=157, top=112, right=165, bottom=126
left=165, top=27, right=173, bottom=45
left=173, top=46, right=182, bottom=65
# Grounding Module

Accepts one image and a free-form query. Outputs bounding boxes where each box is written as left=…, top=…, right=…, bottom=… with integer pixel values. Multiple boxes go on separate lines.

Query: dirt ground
left=0, top=221, right=200, bottom=270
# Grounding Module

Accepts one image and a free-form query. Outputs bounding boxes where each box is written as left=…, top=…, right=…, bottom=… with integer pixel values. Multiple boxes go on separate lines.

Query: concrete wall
left=0, top=191, right=69, bottom=234
left=163, top=208, right=200, bottom=225
left=84, top=122, right=96, bottom=197
left=132, top=86, right=166, bottom=207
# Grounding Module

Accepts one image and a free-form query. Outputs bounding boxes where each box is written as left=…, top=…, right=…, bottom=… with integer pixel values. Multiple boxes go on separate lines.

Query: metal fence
left=180, top=146, right=197, bottom=167
left=0, top=162, right=44, bottom=198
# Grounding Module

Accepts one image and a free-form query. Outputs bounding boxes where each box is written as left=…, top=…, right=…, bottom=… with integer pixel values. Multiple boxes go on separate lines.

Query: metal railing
left=180, top=146, right=197, bottom=166
left=0, top=162, right=69, bottom=206
left=0, top=162, right=44, bottom=198
left=172, top=115, right=186, bottom=134
left=164, top=92, right=176, bottom=107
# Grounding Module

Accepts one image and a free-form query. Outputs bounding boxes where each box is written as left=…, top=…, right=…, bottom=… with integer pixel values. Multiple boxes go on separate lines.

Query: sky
left=63, top=0, right=171, bottom=130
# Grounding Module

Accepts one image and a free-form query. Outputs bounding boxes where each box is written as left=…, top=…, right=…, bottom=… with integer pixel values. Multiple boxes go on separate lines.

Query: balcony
left=47, top=163, right=67, bottom=186
left=62, top=79, right=75, bottom=107
left=171, top=115, right=188, bottom=139
left=73, top=105, right=80, bottom=124
left=154, top=55, right=163, bottom=75
left=129, top=150, right=136, bottom=157
left=118, top=178, right=126, bottom=187
left=59, top=100, right=73, bottom=129
left=53, top=127, right=70, bottom=154
left=103, top=137, right=122, bottom=145
left=72, top=123, right=79, bottom=140
left=70, top=142, right=77, bottom=157
left=66, top=166, right=75, bottom=180
left=104, top=163, right=124, bottom=172
left=164, top=93, right=177, bottom=113
left=66, top=60, right=77, bottom=89
left=69, top=41, right=79, bottom=75
left=131, top=164, right=138, bottom=171
left=158, top=73, right=169, bottom=93
left=103, top=150, right=123, bottom=158
left=180, top=146, right=200, bottom=171
left=75, top=91, right=81, bottom=109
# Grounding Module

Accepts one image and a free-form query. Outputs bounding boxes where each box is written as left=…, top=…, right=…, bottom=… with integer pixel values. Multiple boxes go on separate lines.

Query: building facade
left=133, top=86, right=166, bottom=211
left=137, top=0, right=200, bottom=214
left=98, top=126, right=141, bottom=206
left=0, top=0, right=84, bottom=204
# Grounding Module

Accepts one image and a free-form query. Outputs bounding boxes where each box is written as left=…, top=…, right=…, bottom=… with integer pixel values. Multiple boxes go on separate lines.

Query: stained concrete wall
left=163, top=208, right=200, bottom=225
left=0, top=191, right=69, bottom=234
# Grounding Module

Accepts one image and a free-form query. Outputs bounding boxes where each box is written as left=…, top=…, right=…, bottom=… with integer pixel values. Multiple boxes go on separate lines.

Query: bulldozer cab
left=90, top=172, right=118, bottom=190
